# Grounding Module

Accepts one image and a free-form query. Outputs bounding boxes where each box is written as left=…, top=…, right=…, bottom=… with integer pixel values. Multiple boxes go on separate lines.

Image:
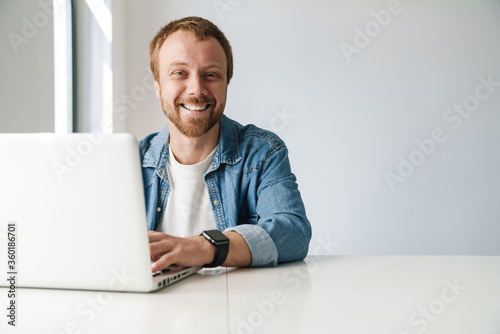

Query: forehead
left=158, top=30, right=227, bottom=70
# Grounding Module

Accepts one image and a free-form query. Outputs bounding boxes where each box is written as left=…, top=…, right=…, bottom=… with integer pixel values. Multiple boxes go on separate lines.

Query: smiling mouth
left=180, top=103, right=211, bottom=111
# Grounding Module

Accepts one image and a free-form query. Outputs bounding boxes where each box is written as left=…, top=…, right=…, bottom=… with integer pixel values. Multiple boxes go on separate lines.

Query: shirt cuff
left=225, top=224, right=278, bottom=267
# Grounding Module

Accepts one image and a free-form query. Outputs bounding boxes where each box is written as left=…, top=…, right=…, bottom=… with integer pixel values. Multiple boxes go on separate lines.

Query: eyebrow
left=168, top=62, right=224, bottom=70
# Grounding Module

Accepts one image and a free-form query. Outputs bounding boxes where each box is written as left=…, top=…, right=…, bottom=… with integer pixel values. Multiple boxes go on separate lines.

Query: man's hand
left=149, top=231, right=215, bottom=271
left=149, top=230, right=252, bottom=272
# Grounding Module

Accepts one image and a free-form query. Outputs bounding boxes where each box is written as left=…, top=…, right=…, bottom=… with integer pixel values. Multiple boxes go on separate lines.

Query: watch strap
left=201, top=230, right=230, bottom=268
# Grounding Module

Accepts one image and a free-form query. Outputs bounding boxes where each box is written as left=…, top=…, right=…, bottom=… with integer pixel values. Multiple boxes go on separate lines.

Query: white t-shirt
left=158, top=146, right=217, bottom=237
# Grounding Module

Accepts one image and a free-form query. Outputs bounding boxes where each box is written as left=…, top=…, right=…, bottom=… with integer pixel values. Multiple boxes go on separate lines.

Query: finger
left=151, top=252, right=177, bottom=272
left=148, top=230, right=167, bottom=242
left=149, top=239, right=172, bottom=257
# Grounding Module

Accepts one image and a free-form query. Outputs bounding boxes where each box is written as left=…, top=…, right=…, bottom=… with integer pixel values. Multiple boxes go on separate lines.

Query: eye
left=205, top=72, right=220, bottom=79
left=172, top=70, right=185, bottom=76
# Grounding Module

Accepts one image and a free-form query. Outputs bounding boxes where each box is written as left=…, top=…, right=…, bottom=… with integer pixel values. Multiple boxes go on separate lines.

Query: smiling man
left=140, top=16, right=311, bottom=271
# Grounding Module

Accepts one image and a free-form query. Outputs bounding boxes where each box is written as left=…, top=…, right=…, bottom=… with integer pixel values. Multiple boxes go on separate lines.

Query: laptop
left=0, top=133, right=201, bottom=292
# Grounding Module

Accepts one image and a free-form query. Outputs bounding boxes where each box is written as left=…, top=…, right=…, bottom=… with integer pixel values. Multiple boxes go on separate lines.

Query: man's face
left=154, top=30, right=228, bottom=138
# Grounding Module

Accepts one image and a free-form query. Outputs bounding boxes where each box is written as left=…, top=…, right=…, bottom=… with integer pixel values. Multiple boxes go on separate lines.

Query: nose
left=186, top=74, right=208, bottom=96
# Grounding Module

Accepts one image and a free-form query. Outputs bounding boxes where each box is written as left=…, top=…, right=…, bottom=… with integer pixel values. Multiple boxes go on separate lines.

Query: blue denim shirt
left=138, top=115, right=311, bottom=267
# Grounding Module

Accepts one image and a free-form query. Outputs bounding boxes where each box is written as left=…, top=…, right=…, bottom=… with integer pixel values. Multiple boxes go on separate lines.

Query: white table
left=2, top=256, right=499, bottom=334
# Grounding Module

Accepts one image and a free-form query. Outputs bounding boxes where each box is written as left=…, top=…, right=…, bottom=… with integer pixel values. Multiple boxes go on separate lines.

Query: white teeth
left=182, top=104, right=208, bottom=111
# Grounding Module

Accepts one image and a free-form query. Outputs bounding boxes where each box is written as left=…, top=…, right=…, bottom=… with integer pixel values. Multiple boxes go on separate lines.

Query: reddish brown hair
left=149, top=16, right=233, bottom=84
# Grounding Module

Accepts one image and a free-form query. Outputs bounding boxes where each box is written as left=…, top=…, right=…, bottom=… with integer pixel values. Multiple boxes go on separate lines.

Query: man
left=140, top=16, right=311, bottom=271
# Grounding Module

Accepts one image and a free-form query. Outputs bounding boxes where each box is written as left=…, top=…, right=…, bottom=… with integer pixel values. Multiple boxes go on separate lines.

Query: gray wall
left=118, top=0, right=500, bottom=255
left=0, top=0, right=54, bottom=132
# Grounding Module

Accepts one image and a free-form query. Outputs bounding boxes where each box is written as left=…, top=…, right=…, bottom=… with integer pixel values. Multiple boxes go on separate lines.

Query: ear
left=154, top=81, right=161, bottom=99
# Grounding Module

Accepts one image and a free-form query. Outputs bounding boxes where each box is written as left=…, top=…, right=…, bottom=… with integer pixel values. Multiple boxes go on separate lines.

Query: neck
left=167, top=121, right=219, bottom=165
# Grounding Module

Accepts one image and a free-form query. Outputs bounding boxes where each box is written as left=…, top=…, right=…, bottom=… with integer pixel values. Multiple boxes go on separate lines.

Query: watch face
left=204, top=230, right=228, bottom=243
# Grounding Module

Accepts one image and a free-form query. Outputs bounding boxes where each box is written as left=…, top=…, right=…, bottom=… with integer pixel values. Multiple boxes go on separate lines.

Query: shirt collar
left=141, top=115, right=242, bottom=169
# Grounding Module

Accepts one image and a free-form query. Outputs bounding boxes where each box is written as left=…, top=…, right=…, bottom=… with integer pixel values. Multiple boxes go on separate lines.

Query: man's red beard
left=161, top=96, right=224, bottom=138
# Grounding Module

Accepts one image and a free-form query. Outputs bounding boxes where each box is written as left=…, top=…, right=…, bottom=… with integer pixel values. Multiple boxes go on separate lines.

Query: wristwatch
left=201, top=230, right=230, bottom=267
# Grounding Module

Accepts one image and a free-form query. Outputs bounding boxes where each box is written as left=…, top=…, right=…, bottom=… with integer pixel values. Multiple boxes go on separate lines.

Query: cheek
left=161, top=83, right=184, bottom=103
left=212, top=84, right=227, bottom=102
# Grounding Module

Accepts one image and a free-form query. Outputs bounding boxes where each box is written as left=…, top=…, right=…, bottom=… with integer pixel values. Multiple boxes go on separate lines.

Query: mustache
left=175, top=96, right=216, bottom=106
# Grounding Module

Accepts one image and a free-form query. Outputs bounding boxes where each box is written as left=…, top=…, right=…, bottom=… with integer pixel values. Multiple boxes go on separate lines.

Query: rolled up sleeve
left=225, top=224, right=278, bottom=267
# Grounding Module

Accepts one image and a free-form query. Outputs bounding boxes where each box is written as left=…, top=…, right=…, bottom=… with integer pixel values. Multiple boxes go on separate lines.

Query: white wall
left=116, top=0, right=500, bottom=255
left=0, top=0, right=54, bottom=132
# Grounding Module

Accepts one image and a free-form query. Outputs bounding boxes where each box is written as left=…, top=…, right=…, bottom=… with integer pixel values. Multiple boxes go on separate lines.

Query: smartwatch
left=201, top=230, right=230, bottom=267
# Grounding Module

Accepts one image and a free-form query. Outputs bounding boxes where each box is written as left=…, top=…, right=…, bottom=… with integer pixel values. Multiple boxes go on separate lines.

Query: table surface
left=1, top=255, right=500, bottom=334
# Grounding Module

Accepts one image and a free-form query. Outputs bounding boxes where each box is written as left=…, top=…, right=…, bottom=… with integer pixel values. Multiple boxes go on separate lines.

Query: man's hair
left=149, top=16, right=233, bottom=84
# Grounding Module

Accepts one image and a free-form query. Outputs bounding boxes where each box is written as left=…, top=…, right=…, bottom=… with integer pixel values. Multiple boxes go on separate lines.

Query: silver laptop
left=0, top=133, right=201, bottom=292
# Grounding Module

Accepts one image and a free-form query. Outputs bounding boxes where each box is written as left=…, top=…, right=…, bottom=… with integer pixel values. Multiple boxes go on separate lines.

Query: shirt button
left=214, top=200, right=220, bottom=205
left=156, top=207, right=162, bottom=212
left=159, top=169, right=164, bottom=174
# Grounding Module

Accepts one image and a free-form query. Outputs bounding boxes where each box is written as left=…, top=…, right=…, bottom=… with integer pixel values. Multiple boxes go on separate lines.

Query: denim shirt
left=139, top=115, right=311, bottom=267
